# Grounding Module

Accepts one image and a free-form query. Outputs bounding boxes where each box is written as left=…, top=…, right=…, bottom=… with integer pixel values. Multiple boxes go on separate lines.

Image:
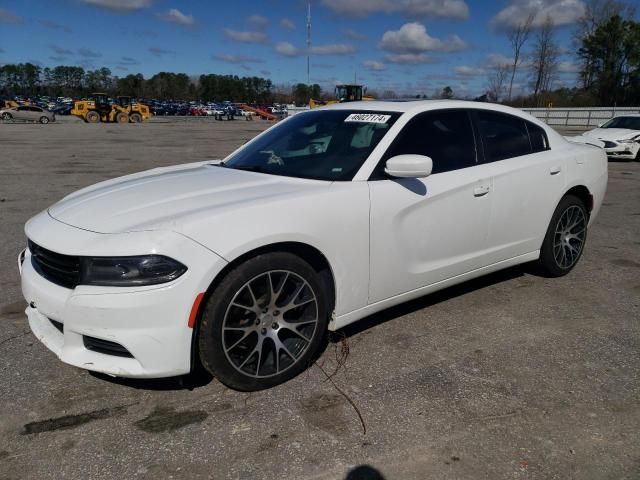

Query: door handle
left=473, top=185, right=490, bottom=197
left=550, top=166, right=562, bottom=175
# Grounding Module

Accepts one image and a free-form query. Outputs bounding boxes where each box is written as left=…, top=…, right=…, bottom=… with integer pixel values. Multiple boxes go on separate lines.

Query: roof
left=321, top=99, right=530, bottom=115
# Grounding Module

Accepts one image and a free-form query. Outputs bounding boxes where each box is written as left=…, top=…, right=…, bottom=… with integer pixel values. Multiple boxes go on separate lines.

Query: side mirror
left=384, top=155, right=433, bottom=178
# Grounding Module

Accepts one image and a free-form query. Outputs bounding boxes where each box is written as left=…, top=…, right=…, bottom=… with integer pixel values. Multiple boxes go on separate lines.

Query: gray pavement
left=0, top=117, right=639, bottom=479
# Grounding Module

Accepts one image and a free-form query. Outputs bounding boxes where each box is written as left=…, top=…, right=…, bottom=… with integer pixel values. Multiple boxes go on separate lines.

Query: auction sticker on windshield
left=344, top=113, right=391, bottom=124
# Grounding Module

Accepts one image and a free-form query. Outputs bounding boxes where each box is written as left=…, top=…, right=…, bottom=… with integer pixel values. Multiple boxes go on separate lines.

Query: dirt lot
left=1, top=117, right=639, bottom=480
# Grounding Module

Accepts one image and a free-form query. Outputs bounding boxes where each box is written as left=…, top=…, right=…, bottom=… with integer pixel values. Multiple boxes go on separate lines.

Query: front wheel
left=198, top=252, right=329, bottom=391
left=130, top=112, right=142, bottom=123
left=39, top=116, right=49, bottom=124
left=536, top=195, right=588, bottom=277
left=86, top=111, right=100, bottom=123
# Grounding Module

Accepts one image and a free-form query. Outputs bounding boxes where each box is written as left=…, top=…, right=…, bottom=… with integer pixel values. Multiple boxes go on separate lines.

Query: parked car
left=1, top=105, right=55, bottom=123
left=19, top=101, right=607, bottom=391
left=582, top=114, right=640, bottom=160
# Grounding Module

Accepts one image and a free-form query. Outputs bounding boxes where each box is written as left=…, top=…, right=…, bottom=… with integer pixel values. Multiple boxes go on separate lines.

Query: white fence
left=522, top=107, right=640, bottom=128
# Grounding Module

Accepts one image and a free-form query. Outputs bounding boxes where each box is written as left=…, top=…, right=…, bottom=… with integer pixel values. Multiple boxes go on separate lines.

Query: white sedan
left=19, top=101, right=607, bottom=391
left=582, top=114, right=640, bottom=160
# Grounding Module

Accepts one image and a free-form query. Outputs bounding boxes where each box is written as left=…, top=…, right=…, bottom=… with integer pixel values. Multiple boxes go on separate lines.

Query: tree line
left=0, top=65, right=283, bottom=104
left=486, top=0, right=639, bottom=107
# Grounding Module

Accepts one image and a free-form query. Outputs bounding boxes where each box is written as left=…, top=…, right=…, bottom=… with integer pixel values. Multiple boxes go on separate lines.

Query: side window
left=477, top=111, right=532, bottom=162
left=31, top=107, right=42, bottom=112
left=527, top=122, right=549, bottom=153
left=17, top=106, right=27, bottom=111
left=374, top=110, right=476, bottom=178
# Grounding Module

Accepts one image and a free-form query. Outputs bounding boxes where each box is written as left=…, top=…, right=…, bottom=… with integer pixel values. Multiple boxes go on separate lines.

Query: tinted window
left=477, top=111, right=531, bottom=161
left=527, top=122, right=549, bottom=152
left=17, top=106, right=27, bottom=111
left=30, top=107, right=43, bottom=112
left=224, top=110, right=400, bottom=181
left=374, top=110, right=476, bottom=178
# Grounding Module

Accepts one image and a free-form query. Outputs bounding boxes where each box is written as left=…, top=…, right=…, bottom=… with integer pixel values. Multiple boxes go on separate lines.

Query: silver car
left=0, top=105, right=55, bottom=124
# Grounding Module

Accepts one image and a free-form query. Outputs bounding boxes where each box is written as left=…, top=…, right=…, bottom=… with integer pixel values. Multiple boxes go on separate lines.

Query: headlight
left=619, top=137, right=640, bottom=144
left=81, top=255, right=187, bottom=286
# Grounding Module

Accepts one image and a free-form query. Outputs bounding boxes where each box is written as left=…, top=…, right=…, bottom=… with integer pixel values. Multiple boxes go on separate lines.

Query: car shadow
left=331, top=265, right=526, bottom=342
left=89, top=365, right=214, bottom=391
left=89, top=265, right=528, bottom=391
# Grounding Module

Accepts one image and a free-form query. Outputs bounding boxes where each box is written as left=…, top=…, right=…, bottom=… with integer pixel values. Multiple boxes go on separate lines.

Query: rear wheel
left=1, top=112, right=12, bottom=120
left=198, top=252, right=329, bottom=391
left=536, top=195, right=588, bottom=277
left=39, top=116, right=49, bottom=124
left=86, top=111, right=100, bottom=123
left=115, top=112, right=129, bottom=124
left=130, top=112, right=142, bottom=123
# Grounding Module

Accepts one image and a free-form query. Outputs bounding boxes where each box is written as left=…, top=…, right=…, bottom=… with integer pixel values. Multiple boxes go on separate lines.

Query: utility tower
left=306, top=2, right=311, bottom=86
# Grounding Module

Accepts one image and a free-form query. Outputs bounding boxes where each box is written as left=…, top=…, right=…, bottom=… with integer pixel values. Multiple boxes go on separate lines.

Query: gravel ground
left=0, top=117, right=639, bottom=480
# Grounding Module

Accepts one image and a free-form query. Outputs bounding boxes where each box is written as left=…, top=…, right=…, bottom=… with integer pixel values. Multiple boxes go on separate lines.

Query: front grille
left=603, top=141, right=617, bottom=148
left=28, top=240, right=81, bottom=289
left=83, top=336, right=133, bottom=358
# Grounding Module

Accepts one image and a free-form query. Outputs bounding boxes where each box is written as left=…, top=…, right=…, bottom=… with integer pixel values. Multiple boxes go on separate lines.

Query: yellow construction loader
left=71, top=93, right=151, bottom=123
left=116, top=96, right=152, bottom=123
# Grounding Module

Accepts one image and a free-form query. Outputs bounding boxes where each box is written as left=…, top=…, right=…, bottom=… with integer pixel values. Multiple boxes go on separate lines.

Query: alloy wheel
left=553, top=205, right=586, bottom=269
left=222, top=270, right=319, bottom=378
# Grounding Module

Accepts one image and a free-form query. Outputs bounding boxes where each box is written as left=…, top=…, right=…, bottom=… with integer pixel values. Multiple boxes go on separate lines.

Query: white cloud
left=454, top=65, right=485, bottom=76
left=148, top=47, right=175, bottom=56
left=274, top=42, right=355, bottom=57
left=0, top=8, right=22, bottom=23
left=321, top=0, right=469, bottom=20
left=379, top=23, right=467, bottom=53
left=364, top=60, right=386, bottom=71
left=160, top=8, right=194, bottom=26
left=310, top=44, right=355, bottom=55
left=280, top=18, right=295, bottom=30
left=384, top=53, right=434, bottom=64
left=79, top=0, right=152, bottom=12
left=344, top=28, right=367, bottom=41
left=78, top=48, right=102, bottom=58
left=486, top=53, right=512, bottom=68
left=275, top=42, right=299, bottom=57
left=223, top=28, right=268, bottom=43
left=213, top=54, right=264, bottom=64
left=556, top=61, right=581, bottom=73
left=492, top=0, right=586, bottom=29
left=248, top=15, right=268, bottom=27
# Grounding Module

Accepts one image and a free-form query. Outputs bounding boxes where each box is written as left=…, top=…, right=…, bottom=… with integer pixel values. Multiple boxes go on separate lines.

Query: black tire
left=39, top=116, right=49, bottom=124
left=130, top=112, right=142, bottom=123
left=198, top=252, right=329, bottom=391
left=1, top=112, right=12, bottom=120
left=86, top=110, right=100, bottom=123
left=115, top=112, right=129, bottom=124
left=536, top=194, right=588, bottom=277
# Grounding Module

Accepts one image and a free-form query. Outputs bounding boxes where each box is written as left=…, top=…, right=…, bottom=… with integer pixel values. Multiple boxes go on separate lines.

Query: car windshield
left=222, top=110, right=401, bottom=181
left=601, top=116, right=640, bottom=130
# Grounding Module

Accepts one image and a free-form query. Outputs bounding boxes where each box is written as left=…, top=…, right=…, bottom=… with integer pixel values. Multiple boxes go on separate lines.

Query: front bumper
left=20, top=212, right=227, bottom=378
left=603, top=142, right=639, bottom=160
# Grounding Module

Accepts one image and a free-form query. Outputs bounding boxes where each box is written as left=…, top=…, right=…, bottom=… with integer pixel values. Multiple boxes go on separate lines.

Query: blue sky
left=0, top=0, right=604, bottom=97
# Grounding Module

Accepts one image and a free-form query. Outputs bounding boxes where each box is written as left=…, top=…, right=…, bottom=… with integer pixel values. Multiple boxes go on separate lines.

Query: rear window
left=477, top=111, right=531, bottom=162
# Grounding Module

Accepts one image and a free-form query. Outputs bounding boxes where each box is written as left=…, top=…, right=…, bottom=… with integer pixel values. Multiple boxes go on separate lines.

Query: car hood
left=583, top=128, right=639, bottom=141
left=48, top=162, right=329, bottom=234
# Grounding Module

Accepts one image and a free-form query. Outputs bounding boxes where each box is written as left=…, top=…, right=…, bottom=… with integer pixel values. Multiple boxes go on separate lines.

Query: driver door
left=368, top=109, right=493, bottom=304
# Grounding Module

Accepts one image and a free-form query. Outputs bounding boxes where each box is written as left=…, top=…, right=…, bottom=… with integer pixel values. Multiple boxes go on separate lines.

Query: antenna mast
left=306, top=2, right=311, bottom=85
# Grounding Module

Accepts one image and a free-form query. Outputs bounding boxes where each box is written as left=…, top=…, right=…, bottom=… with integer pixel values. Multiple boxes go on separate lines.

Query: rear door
left=368, top=109, right=493, bottom=304
left=472, top=110, right=566, bottom=263
left=14, top=106, right=31, bottom=121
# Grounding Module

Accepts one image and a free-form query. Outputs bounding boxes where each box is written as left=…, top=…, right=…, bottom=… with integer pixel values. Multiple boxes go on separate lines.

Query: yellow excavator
left=309, top=84, right=374, bottom=108
left=71, top=93, right=151, bottom=123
